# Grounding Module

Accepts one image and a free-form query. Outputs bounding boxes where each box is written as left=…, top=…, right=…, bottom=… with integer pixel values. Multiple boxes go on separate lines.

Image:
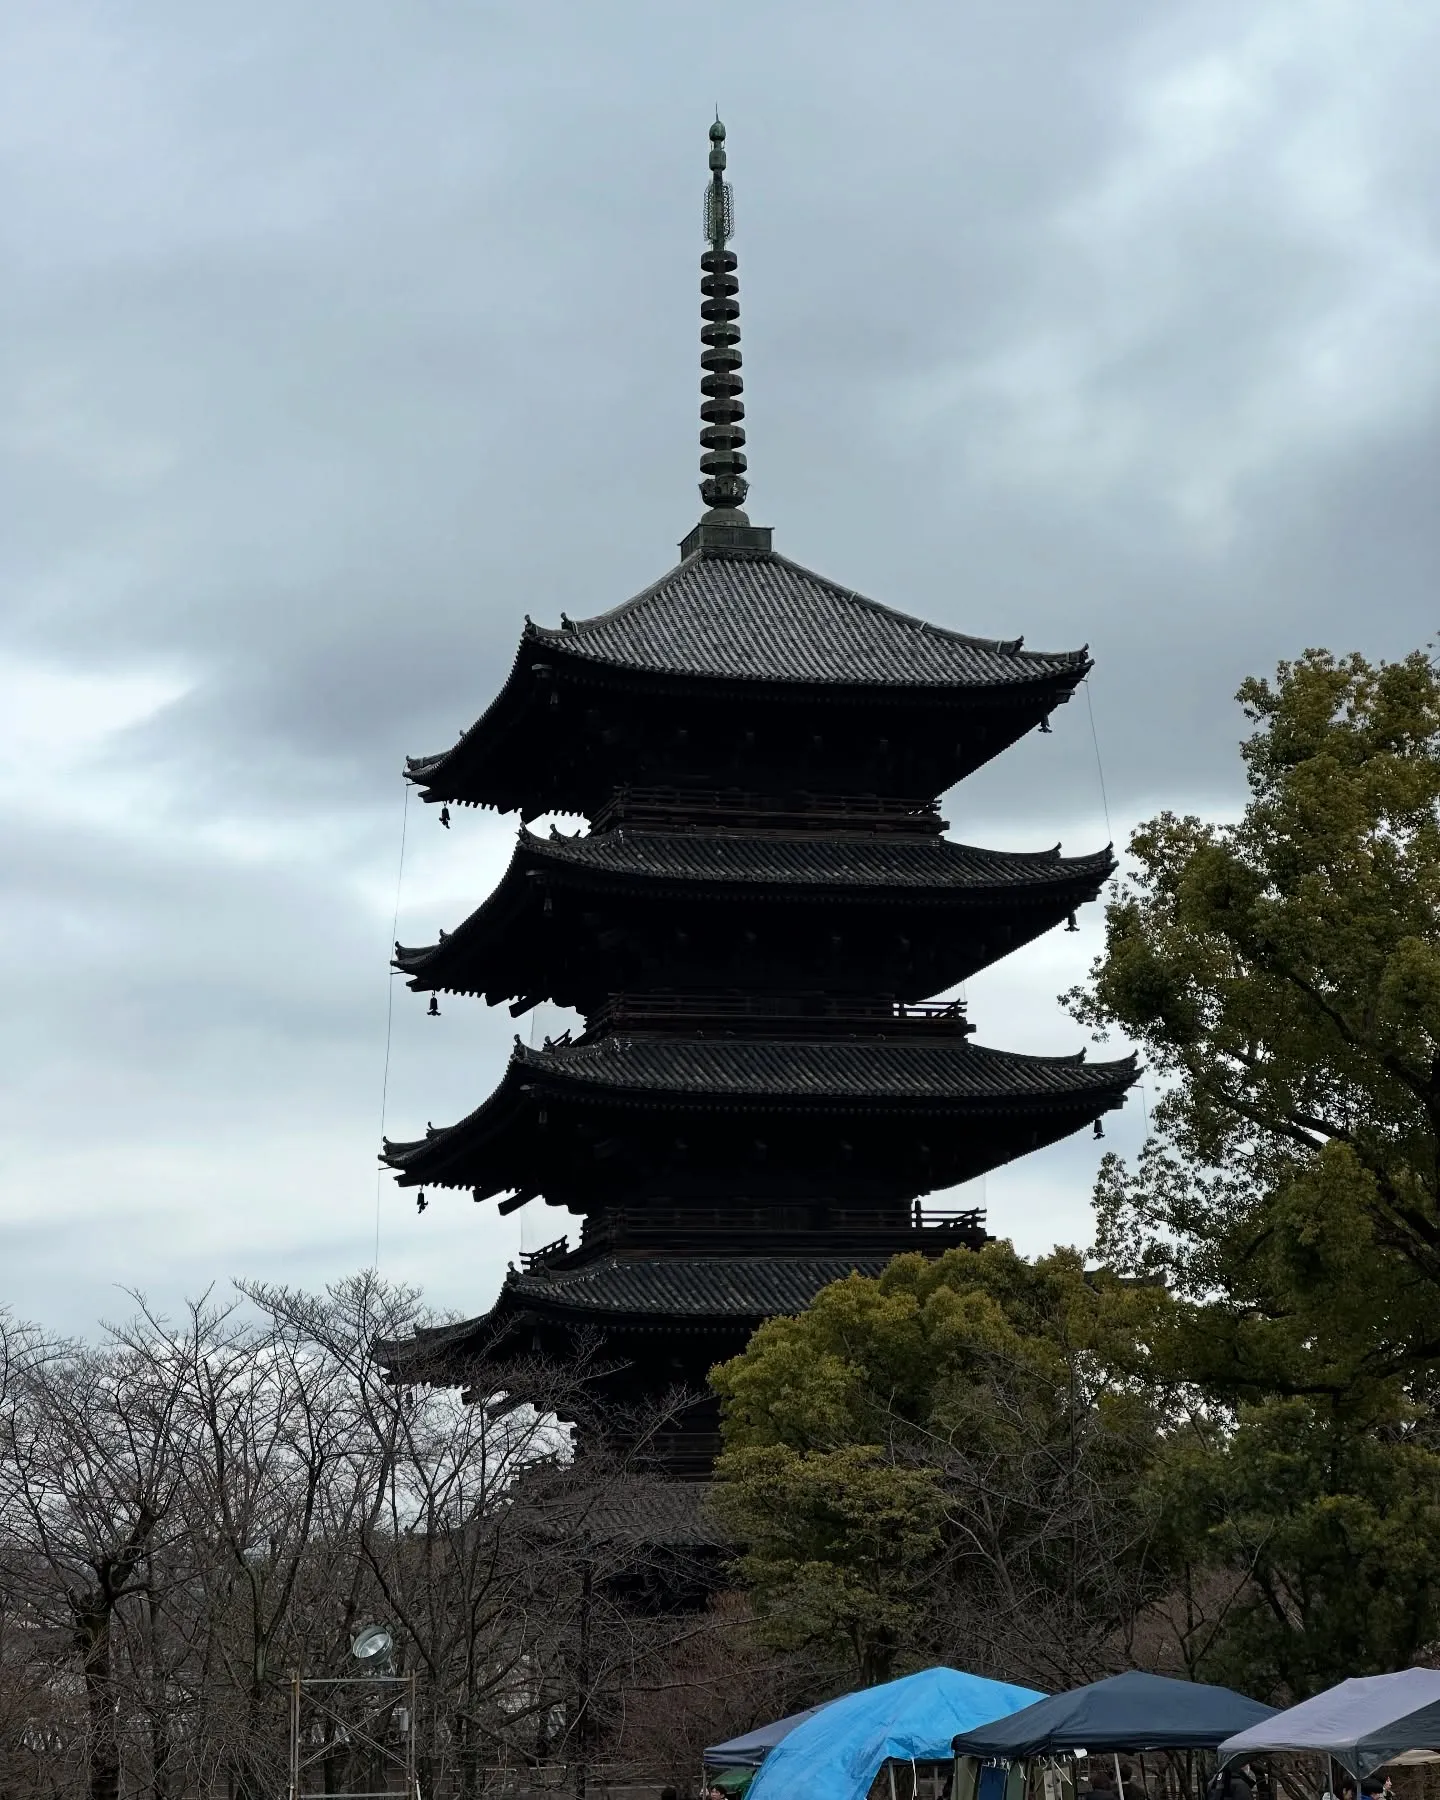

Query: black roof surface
left=392, top=829, right=1114, bottom=981
left=504, top=1253, right=896, bottom=1317
left=382, top=1035, right=1137, bottom=1175
left=507, top=1033, right=1135, bottom=1101
left=529, top=549, right=1088, bottom=687
left=524, top=827, right=1114, bottom=888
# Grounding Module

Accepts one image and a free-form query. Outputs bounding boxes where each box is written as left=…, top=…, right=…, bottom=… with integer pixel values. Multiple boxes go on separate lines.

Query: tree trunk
left=573, top=1564, right=592, bottom=1800
left=76, top=1606, right=121, bottom=1800
left=150, top=1705, right=174, bottom=1800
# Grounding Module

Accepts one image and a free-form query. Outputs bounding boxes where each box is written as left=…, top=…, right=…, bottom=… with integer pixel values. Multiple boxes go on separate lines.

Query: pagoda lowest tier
left=394, top=820, right=1115, bottom=1015
left=404, top=547, right=1092, bottom=820
left=382, top=1256, right=910, bottom=1481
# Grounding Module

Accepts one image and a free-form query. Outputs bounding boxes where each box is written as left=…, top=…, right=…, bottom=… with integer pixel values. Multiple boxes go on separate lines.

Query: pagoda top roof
left=405, top=549, right=1093, bottom=815
left=528, top=547, right=1088, bottom=689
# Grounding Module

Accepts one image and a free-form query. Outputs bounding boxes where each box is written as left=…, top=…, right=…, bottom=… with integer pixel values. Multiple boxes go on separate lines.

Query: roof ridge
left=764, top=551, right=1089, bottom=666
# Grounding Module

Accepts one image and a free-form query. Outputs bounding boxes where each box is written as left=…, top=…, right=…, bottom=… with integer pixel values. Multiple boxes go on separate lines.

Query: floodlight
left=350, top=1625, right=394, bottom=1668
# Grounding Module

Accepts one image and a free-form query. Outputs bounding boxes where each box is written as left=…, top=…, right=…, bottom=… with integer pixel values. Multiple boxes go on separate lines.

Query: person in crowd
left=1118, top=1761, right=1148, bottom=1800
left=1085, top=1767, right=1116, bottom=1798
left=1207, top=1761, right=1257, bottom=1800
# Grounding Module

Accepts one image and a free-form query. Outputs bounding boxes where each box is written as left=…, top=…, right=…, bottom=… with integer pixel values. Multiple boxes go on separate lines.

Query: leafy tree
left=711, top=1245, right=1175, bottom=1687
left=1152, top=1399, right=1440, bottom=1699
left=1070, top=647, right=1440, bottom=1396
left=1071, top=646, right=1440, bottom=1696
left=712, top=1444, right=945, bottom=1688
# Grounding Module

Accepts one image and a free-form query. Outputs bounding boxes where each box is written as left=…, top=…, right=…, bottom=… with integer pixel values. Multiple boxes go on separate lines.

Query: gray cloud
left=1, top=0, right=1436, bottom=1331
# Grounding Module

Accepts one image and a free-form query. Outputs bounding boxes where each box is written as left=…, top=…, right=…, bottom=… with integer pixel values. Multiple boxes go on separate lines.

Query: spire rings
left=698, top=119, right=748, bottom=513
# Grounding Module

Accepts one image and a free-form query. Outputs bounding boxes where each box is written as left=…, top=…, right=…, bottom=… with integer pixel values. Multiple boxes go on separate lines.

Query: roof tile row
left=527, top=826, right=1113, bottom=889
left=511, top=1033, right=1136, bottom=1101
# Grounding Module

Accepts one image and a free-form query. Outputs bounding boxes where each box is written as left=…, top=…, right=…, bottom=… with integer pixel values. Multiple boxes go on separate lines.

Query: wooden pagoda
left=381, top=120, right=1135, bottom=1478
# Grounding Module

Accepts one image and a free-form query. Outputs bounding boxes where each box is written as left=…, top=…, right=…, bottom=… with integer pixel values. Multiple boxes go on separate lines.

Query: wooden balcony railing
left=584, top=991, right=972, bottom=1040
left=515, top=1204, right=988, bottom=1272
left=591, top=785, right=947, bottom=837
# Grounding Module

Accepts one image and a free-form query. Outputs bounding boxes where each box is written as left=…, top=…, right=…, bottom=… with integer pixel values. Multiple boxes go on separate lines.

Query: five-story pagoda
left=382, top=121, right=1136, bottom=1477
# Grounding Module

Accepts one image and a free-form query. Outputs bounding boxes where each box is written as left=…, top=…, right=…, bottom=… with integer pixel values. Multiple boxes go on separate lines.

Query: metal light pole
left=287, top=1629, right=419, bottom=1800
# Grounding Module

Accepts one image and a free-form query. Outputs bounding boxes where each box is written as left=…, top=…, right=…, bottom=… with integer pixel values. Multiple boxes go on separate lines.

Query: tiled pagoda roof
left=402, top=549, right=1092, bottom=815
left=523, top=550, right=1088, bottom=688
left=506, top=1033, right=1131, bottom=1101
left=392, top=829, right=1114, bottom=992
left=381, top=1034, right=1138, bottom=1190
left=524, top=826, right=1111, bottom=887
left=401, top=1255, right=895, bottom=1336
left=505, top=1253, right=894, bottom=1317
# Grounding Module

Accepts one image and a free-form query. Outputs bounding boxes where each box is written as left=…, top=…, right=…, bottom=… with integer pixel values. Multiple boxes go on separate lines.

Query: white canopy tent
left=1219, top=1670, right=1440, bottom=1779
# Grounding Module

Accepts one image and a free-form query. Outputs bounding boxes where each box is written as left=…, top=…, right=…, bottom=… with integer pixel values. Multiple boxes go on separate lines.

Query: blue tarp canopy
left=1219, top=1669, right=1440, bottom=1779
left=952, top=1671, right=1276, bottom=1759
left=705, top=1701, right=837, bottom=1769
left=745, top=1667, right=1043, bottom=1800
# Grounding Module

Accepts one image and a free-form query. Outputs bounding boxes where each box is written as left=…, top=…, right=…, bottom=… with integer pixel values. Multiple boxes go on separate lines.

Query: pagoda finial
left=699, top=117, right=748, bottom=517
left=680, top=118, right=772, bottom=557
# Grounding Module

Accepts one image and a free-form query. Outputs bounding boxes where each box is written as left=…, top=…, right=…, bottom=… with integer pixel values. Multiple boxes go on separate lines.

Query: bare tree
left=0, top=1279, right=791, bottom=1800
left=0, top=1309, right=191, bottom=1800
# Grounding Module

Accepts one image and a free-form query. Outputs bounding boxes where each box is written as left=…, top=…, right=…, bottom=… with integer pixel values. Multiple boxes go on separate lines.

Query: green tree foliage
left=711, top=1246, right=1175, bottom=1688
left=1071, top=648, right=1440, bottom=1394
left=1071, top=646, right=1440, bottom=1696
left=1153, top=1400, right=1440, bottom=1700
left=711, top=1443, right=946, bottom=1688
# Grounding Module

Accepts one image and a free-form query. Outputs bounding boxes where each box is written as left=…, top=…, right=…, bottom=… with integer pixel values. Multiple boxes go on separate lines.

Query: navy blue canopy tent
left=705, top=1701, right=837, bottom=1771
left=952, top=1671, right=1276, bottom=1759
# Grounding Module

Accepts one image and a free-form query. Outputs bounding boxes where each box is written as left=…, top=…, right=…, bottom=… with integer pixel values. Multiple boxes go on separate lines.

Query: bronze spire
left=682, top=118, right=771, bottom=556
left=700, top=118, right=747, bottom=515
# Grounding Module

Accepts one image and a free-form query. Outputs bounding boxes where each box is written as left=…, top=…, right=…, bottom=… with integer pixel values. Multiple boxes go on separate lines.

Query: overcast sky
left=2, top=0, right=1437, bottom=1335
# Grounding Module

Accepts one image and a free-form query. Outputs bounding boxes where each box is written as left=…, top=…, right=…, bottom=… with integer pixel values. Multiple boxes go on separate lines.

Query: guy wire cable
left=1083, top=674, right=1113, bottom=846
left=375, top=780, right=411, bottom=1267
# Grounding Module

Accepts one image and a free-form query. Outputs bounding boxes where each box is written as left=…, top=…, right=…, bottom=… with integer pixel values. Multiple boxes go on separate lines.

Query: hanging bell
left=416, top=1191, right=428, bottom=1213
left=439, top=805, right=451, bottom=829
left=427, top=994, right=440, bottom=1017
left=1039, top=717, right=1053, bottom=734
left=1093, top=1119, right=1105, bottom=1140
left=1065, top=913, right=1079, bottom=933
